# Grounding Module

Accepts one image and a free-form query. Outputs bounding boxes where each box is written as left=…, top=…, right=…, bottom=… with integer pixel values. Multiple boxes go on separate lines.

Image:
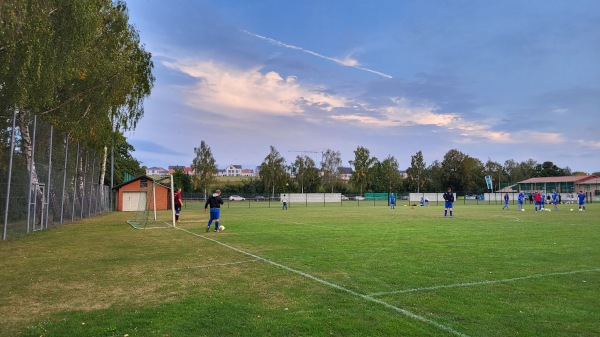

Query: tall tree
left=1, top=0, right=154, bottom=218
left=321, top=148, right=342, bottom=193
left=440, top=149, right=467, bottom=192
left=259, top=146, right=286, bottom=197
left=462, top=156, right=485, bottom=194
left=535, top=161, right=568, bottom=177
left=348, top=146, right=377, bottom=195
left=191, top=140, right=217, bottom=197
left=371, top=155, right=402, bottom=192
left=406, top=150, right=426, bottom=193
left=290, top=155, right=319, bottom=193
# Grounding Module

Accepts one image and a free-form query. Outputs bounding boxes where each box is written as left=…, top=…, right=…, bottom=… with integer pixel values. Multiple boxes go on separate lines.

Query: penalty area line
left=369, top=268, right=600, bottom=297
left=176, top=227, right=469, bottom=337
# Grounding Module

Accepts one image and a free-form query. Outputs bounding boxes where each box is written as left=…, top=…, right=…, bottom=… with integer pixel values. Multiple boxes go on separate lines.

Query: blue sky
left=123, top=0, right=600, bottom=174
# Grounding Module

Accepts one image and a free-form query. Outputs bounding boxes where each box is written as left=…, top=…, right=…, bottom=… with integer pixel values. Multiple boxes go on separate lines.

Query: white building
left=224, top=164, right=254, bottom=177
left=146, top=167, right=168, bottom=175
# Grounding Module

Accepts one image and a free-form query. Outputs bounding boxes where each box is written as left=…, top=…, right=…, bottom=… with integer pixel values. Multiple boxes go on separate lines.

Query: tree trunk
left=100, top=145, right=107, bottom=202
left=16, top=110, right=45, bottom=225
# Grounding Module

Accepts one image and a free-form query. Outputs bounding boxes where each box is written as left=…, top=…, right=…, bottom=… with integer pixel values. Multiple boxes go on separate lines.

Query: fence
left=198, top=191, right=591, bottom=209
left=1, top=112, right=110, bottom=240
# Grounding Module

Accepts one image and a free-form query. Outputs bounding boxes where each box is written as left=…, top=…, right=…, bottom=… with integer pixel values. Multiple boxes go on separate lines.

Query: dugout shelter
left=113, top=175, right=172, bottom=212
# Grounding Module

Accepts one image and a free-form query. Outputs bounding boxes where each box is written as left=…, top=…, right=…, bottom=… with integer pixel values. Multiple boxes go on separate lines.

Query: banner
left=485, top=175, right=493, bottom=190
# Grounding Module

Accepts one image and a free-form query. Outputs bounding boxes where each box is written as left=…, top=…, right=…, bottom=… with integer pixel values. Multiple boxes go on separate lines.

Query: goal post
left=126, top=175, right=175, bottom=229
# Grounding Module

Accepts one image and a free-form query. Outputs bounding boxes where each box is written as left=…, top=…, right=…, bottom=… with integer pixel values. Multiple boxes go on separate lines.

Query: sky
left=122, top=0, right=600, bottom=174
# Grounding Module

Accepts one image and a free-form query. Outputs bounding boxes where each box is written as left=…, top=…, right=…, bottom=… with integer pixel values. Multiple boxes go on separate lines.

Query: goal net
left=126, top=175, right=175, bottom=229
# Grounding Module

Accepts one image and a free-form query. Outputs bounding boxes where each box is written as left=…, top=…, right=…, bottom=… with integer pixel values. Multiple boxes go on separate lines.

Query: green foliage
left=290, top=155, right=321, bottom=193
left=406, top=150, right=426, bottom=192
left=370, top=155, right=402, bottom=192
left=349, top=146, right=377, bottom=194
left=172, top=168, right=192, bottom=193
left=191, top=140, right=217, bottom=192
left=321, top=148, right=342, bottom=193
left=258, top=145, right=287, bottom=197
left=110, top=133, right=144, bottom=186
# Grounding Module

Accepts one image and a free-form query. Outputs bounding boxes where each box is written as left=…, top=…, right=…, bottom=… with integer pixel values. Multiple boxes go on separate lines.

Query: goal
left=126, top=175, right=175, bottom=229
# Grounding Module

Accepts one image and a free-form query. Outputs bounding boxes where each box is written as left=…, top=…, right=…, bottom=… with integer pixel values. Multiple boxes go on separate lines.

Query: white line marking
left=176, top=227, right=469, bottom=337
left=369, top=268, right=600, bottom=297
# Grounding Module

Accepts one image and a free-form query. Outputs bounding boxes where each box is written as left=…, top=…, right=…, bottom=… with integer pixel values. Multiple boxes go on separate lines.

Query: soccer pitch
left=1, top=204, right=598, bottom=336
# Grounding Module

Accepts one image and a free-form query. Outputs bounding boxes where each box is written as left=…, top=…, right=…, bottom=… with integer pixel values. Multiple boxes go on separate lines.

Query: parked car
left=341, top=195, right=349, bottom=200
left=254, top=196, right=266, bottom=201
left=354, top=196, right=365, bottom=201
left=229, top=195, right=245, bottom=201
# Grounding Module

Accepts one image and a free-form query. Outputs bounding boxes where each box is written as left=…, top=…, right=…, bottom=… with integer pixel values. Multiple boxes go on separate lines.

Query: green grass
left=1, top=203, right=599, bottom=337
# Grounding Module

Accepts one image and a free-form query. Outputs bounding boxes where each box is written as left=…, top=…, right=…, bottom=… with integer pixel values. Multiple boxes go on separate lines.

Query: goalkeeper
left=204, top=189, right=224, bottom=232
left=443, top=187, right=454, bottom=218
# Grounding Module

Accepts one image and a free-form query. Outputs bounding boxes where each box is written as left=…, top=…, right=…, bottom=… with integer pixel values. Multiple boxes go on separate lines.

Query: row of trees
left=183, top=141, right=595, bottom=196
left=1, top=1, right=154, bottom=213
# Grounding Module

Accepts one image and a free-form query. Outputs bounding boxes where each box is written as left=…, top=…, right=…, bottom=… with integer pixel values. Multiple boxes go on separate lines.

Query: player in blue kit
left=517, top=190, right=525, bottom=211
left=551, top=190, right=559, bottom=211
left=443, top=187, right=454, bottom=218
left=577, top=191, right=586, bottom=211
left=204, top=189, right=224, bottom=232
left=502, top=192, right=509, bottom=209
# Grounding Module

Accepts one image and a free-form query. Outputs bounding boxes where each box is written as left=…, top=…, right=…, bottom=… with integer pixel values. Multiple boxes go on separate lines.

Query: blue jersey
left=552, top=193, right=559, bottom=203
left=390, top=195, right=395, bottom=204
left=577, top=193, right=586, bottom=205
left=518, top=193, right=524, bottom=203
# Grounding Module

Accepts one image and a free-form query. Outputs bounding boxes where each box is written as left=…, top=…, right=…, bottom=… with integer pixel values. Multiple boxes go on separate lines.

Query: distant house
left=225, top=164, right=242, bottom=176
left=223, top=164, right=254, bottom=177
left=168, top=165, right=194, bottom=175
left=146, top=167, right=168, bottom=175
left=339, top=167, right=353, bottom=181
left=240, top=168, right=254, bottom=177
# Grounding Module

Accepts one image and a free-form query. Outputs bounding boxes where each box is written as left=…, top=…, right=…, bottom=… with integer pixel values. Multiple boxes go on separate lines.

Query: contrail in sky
left=242, top=30, right=393, bottom=79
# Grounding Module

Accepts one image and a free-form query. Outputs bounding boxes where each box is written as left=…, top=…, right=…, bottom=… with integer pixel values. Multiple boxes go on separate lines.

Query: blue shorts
left=445, top=201, right=453, bottom=209
left=209, top=209, right=220, bottom=221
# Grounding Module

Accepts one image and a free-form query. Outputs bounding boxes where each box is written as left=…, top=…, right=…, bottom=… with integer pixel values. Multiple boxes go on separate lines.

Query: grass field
left=1, top=203, right=598, bottom=337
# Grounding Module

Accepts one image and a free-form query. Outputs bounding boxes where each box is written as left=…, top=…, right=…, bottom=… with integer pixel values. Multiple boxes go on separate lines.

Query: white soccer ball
left=570, top=209, right=573, bottom=212
left=579, top=209, right=583, bottom=212
left=521, top=209, right=525, bottom=212
left=219, top=225, right=225, bottom=231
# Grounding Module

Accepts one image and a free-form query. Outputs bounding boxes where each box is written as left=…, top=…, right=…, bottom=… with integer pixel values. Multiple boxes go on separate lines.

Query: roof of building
left=519, top=175, right=598, bottom=184
left=113, top=175, right=171, bottom=190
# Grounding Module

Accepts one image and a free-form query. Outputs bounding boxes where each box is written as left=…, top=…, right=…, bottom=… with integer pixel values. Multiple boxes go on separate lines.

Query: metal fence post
left=44, top=125, right=53, bottom=229
left=80, top=151, right=88, bottom=219
left=72, top=142, right=80, bottom=222
left=60, top=133, right=69, bottom=224
left=3, top=110, right=17, bottom=240
left=26, top=115, right=37, bottom=234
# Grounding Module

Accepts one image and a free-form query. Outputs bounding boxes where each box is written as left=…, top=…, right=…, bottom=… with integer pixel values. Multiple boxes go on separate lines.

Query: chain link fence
left=1, top=113, right=110, bottom=240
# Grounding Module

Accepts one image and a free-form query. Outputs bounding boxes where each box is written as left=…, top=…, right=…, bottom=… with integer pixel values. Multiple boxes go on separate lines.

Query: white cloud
left=162, top=59, right=350, bottom=116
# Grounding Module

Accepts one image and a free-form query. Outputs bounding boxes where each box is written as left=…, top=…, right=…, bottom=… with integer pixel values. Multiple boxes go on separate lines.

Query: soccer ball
left=570, top=209, right=573, bottom=212
left=521, top=209, right=525, bottom=212
left=219, top=225, right=225, bottom=231
left=579, top=209, right=583, bottom=212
